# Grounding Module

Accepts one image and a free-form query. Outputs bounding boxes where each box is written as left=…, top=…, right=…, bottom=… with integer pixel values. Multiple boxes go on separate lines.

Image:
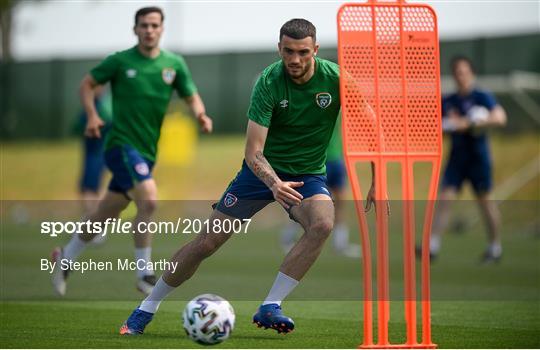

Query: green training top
left=248, top=57, right=341, bottom=175
left=90, top=46, right=197, bottom=161
left=326, top=115, right=343, bottom=162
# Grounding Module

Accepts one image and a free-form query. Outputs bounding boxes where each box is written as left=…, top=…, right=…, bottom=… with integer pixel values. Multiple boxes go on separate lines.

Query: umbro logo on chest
left=278, top=92, right=333, bottom=109
left=124, top=67, right=176, bottom=85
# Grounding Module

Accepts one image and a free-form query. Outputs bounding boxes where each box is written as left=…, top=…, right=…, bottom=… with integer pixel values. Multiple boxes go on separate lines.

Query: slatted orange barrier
left=337, top=1, right=442, bottom=348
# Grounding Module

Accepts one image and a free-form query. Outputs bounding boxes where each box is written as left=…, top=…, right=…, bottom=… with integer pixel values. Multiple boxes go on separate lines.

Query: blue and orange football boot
left=252, top=303, right=295, bottom=334
left=119, top=308, right=154, bottom=335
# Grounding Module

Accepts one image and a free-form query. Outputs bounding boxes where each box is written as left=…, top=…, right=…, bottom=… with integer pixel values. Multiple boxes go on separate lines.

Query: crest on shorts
left=162, top=68, right=176, bottom=85
left=224, top=193, right=238, bottom=208
left=316, top=92, right=332, bottom=109
left=134, top=162, right=149, bottom=176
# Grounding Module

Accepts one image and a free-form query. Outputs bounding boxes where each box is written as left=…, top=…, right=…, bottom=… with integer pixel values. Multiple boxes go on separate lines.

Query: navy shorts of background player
left=104, top=145, right=155, bottom=195
left=441, top=88, right=498, bottom=194
left=325, top=159, right=347, bottom=190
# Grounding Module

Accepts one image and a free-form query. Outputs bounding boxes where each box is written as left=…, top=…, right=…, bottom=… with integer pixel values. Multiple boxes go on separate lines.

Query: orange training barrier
left=337, top=1, right=442, bottom=348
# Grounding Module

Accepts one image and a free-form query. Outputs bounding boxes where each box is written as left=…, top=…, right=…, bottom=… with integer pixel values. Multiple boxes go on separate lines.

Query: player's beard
left=286, top=61, right=311, bottom=80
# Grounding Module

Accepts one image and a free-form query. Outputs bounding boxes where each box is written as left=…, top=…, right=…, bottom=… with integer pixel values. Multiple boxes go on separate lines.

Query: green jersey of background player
left=119, top=18, right=376, bottom=336
left=51, top=6, right=213, bottom=297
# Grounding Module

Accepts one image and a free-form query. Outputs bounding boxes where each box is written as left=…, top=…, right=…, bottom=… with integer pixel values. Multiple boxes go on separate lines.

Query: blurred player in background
left=51, top=6, right=213, bottom=296
left=422, top=56, right=507, bottom=263
left=280, top=117, right=361, bottom=258
left=120, top=18, right=376, bottom=336
left=77, top=86, right=112, bottom=217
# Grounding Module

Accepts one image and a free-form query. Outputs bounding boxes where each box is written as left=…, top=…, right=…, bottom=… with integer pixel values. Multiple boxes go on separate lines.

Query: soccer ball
left=182, top=294, right=235, bottom=345
left=467, top=106, right=490, bottom=123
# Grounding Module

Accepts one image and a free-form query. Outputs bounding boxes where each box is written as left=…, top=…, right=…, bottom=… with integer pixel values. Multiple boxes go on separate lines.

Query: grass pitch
left=1, top=134, right=539, bottom=348
left=1, top=300, right=539, bottom=348
left=1, top=217, right=539, bottom=348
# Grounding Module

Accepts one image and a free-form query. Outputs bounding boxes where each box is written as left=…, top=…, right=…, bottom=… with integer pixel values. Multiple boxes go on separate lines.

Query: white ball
left=182, top=294, right=235, bottom=345
left=467, top=106, right=490, bottom=123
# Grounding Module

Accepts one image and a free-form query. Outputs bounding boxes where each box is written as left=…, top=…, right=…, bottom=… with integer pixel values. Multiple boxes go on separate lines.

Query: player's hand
left=85, top=115, right=105, bottom=138
left=365, top=183, right=390, bottom=215
left=271, top=181, right=304, bottom=209
left=449, top=115, right=471, bottom=133
left=197, top=113, right=213, bottom=133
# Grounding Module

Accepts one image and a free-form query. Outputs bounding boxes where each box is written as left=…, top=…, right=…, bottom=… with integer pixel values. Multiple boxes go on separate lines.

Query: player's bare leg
left=134, top=209, right=235, bottom=308
left=120, top=209, right=236, bottom=334
left=253, top=194, right=334, bottom=334
left=52, top=191, right=130, bottom=295
left=82, top=191, right=131, bottom=241
left=128, top=179, right=159, bottom=294
left=80, top=190, right=101, bottom=217
left=163, top=209, right=235, bottom=287
left=476, top=192, right=502, bottom=262
left=280, top=194, right=336, bottom=270
left=80, top=190, right=110, bottom=245
left=281, top=194, right=334, bottom=280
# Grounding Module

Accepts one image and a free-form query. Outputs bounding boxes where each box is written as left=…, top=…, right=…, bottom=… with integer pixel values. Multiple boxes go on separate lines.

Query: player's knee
left=195, top=237, right=223, bottom=258
left=136, top=198, right=158, bottom=216
left=308, top=219, right=334, bottom=239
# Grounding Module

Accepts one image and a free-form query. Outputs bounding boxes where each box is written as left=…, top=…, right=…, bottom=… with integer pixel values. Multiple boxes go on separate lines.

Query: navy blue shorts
left=104, top=145, right=154, bottom=194
left=442, top=156, right=492, bottom=194
left=214, top=161, right=331, bottom=220
left=326, top=159, right=347, bottom=190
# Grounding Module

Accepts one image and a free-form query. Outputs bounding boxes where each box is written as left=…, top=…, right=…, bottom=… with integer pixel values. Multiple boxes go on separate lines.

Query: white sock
left=333, top=223, right=349, bottom=251
left=262, top=271, right=299, bottom=306
left=135, top=247, right=153, bottom=278
left=63, top=234, right=87, bottom=261
left=139, top=277, right=175, bottom=314
left=430, top=234, right=441, bottom=254
left=488, top=242, right=502, bottom=257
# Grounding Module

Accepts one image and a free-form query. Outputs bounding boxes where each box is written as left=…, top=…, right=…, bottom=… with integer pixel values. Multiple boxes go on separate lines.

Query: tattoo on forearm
left=247, top=151, right=280, bottom=188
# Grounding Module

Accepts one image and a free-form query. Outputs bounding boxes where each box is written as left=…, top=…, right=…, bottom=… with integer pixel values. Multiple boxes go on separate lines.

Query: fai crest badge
left=162, top=68, right=176, bottom=85
left=316, top=92, right=332, bottom=109
left=224, top=193, right=238, bottom=208
left=134, top=162, right=150, bottom=176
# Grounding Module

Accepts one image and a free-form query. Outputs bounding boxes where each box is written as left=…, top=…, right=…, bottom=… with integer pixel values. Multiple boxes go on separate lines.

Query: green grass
left=1, top=300, right=539, bottom=348
left=1, top=134, right=539, bottom=348
left=1, top=133, right=539, bottom=200
left=1, top=218, right=539, bottom=348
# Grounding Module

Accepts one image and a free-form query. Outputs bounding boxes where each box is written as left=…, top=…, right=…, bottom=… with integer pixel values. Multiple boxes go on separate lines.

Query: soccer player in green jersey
left=120, top=18, right=375, bottom=335
left=51, top=7, right=213, bottom=296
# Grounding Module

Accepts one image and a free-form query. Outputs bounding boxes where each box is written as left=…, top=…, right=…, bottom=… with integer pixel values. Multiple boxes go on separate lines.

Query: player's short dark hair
left=451, top=55, right=475, bottom=74
left=135, top=7, right=164, bottom=25
left=279, top=19, right=316, bottom=43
